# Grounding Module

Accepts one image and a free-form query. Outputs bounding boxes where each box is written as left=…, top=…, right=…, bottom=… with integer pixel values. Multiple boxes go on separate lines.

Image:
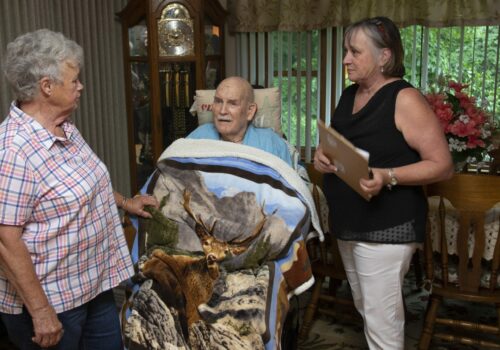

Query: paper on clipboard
left=317, top=120, right=371, bottom=200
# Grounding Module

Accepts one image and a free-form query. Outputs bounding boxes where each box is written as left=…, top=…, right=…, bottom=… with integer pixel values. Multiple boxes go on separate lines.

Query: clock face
left=157, top=3, right=194, bottom=57
left=158, top=19, right=194, bottom=56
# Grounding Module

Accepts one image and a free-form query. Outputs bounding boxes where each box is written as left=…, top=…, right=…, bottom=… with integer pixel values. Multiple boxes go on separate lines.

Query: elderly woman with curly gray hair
left=0, top=29, right=157, bottom=349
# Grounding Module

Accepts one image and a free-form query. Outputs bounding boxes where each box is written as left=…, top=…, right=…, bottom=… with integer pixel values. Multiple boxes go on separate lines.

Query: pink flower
left=467, top=136, right=485, bottom=148
left=449, top=80, right=468, bottom=93
left=425, top=79, right=496, bottom=164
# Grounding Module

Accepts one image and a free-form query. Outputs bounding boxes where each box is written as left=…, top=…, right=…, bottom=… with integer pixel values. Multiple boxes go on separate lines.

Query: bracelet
left=386, top=168, right=398, bottom=190
left=121, top=196, right=129, bottom=210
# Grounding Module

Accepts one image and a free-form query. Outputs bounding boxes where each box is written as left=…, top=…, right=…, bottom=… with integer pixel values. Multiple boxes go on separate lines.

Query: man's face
left=212, top=79, right=256, bottom=143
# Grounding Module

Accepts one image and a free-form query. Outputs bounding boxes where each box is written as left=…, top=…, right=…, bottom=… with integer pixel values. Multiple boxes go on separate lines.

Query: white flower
left=458, top=114, right=470, bottom=123
left=481, top=129, right=491, bottom=138
left=466, top=155, right=477, bottom=163
left=448, top=137, right=467, bottom=152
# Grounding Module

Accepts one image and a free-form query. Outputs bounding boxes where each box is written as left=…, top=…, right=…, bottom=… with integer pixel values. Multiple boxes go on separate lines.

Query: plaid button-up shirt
left=0, top=102, right=134, bottom=313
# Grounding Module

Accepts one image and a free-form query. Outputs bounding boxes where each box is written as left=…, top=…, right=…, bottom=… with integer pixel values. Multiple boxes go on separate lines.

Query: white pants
left=337, top=240, right=418, bottom=350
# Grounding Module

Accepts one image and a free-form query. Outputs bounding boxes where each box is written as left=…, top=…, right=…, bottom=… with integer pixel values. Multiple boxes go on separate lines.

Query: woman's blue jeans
left=0, top=289, right=122, bottom=350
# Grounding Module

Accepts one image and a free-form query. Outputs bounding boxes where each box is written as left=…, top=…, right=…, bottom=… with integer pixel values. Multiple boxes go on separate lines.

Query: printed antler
left=183, top=189, right=217, bottom=240
left=182, top=189, right=271, bottom=260
left=227, top=203, right=274, bottom=255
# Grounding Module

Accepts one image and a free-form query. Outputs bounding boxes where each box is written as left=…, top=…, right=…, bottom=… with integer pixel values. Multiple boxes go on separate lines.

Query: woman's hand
left=0, top=225, right=64, bottom=348
left=122, top=194, right=159, bottom=218
left=359, top=168, right=385, bottom=200
left=31, top=304, right=64, bottom=348
left=313, top=144, right=337, bottom=174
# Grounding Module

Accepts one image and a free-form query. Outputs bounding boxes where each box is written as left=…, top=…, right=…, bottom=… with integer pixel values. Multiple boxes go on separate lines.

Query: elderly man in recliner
left=188, top=76, right=292, bottom=166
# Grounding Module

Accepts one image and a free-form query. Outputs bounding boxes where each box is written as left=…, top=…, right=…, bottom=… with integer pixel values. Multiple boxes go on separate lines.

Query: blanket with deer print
left=122, top=139, right=322, bottom=350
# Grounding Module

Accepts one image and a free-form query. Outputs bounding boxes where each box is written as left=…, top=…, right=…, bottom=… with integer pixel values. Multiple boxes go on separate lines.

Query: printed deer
left=182, top=189, right=268, bottom=280
left=142, top=189, right=269, bottom=330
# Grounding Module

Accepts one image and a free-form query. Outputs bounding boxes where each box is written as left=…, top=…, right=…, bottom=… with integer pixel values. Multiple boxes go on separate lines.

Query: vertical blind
left=402, top=25, right=500, bottom=117
left=0, top=0, right=131, bottom=195
left=234, top=30, right=337, bottom=162
left=235, top=25, right=500, bottom=162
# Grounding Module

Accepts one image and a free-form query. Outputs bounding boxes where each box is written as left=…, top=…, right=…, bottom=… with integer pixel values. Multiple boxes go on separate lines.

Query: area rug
left=297, top=270, right=498, bottom=350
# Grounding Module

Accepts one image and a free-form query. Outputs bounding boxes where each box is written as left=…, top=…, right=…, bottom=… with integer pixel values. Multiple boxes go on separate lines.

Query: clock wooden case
left=118, top=0, right=226, bottom=192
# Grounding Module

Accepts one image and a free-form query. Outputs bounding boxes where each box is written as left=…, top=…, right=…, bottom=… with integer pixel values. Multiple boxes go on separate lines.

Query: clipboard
left=317, top=120, right=371, bottom=200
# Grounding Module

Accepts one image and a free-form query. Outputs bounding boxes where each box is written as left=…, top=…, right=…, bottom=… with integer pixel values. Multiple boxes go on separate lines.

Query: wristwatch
left=386, top=168, right=398, bottom=190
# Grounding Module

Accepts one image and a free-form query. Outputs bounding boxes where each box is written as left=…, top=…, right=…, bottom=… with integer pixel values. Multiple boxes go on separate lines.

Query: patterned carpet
left=0, top=270, right=497, bottom=349
left=296, top=270, right=498, bottom=350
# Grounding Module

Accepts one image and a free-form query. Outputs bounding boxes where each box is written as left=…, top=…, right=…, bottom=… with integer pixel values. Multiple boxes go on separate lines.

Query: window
left=399, top=26, right=499, bottom=119
left=235, top=25, right=499, bottom=161
left=271, top=31, right=320, bottom=161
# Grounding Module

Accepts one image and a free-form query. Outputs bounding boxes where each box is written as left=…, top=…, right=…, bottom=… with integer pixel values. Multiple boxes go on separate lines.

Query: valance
left=227, top=0, right=500, bottom=32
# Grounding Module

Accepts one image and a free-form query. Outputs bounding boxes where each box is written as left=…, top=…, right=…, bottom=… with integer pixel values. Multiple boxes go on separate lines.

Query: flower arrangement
left=425, top=80, right=497, bottom=168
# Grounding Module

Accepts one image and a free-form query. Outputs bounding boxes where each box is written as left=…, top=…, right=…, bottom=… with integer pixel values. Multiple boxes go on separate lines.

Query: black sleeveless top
left=323, top=80, right=427, bottom=243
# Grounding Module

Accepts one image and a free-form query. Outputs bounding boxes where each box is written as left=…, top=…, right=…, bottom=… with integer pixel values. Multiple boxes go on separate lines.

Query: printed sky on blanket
left=201, top=171, right=305, bottom=229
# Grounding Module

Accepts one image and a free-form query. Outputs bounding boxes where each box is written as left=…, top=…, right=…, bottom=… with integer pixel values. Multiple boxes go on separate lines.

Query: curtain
left=227, top=0, right=500, bottom=32
left=0, top=0, right=132, bottom=195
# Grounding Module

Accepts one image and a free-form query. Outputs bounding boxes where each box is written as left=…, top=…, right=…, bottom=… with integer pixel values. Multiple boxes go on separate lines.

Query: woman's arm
left=0, top=225, right=63, bottom=348
left=114, top=191, right=159, bottom=218
left=360, top=87, right=454, bottom=196
left=391, top=87, right=454, bottom=184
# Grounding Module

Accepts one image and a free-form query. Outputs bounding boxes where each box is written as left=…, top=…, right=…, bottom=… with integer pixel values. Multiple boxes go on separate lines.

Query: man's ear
left=246, top=102, right=257, bottom=121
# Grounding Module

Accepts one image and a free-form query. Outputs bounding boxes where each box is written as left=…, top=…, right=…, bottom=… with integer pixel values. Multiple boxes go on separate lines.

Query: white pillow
left=189, top=87, right=282, bottom=135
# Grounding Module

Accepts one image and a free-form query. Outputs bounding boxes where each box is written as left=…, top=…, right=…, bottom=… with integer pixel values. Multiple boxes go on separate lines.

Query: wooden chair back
left=123, top=214, right=137, bottom=252
left=305, top=163, right=347, bottom=275
left=299, top=163, right=356, bottom=339
left=419, top=173, right=500, bottom=349
left=425, top=174, right=500, bottom=293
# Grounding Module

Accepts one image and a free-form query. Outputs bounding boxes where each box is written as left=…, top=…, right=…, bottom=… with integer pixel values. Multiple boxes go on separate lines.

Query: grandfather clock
left=118, top=0, right=226, bottom=192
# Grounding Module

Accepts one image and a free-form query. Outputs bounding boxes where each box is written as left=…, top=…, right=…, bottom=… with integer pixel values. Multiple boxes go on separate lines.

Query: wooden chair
left=122, top=213, right=137, bottom=252
left=298, top=164, right=357, bottom=339
left=419, top=174, right=500, bottom=349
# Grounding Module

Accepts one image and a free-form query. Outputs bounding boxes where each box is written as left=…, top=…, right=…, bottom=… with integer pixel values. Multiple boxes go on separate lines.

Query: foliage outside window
left=271, top=31, right=320, bottom=147
left=399, top=25, right=499, bottom=126
left=272, top=25, right=499, bottom=149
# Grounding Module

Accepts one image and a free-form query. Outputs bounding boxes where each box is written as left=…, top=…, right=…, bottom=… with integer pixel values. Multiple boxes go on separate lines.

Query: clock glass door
left=157, top=3, right=194, bottom=57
